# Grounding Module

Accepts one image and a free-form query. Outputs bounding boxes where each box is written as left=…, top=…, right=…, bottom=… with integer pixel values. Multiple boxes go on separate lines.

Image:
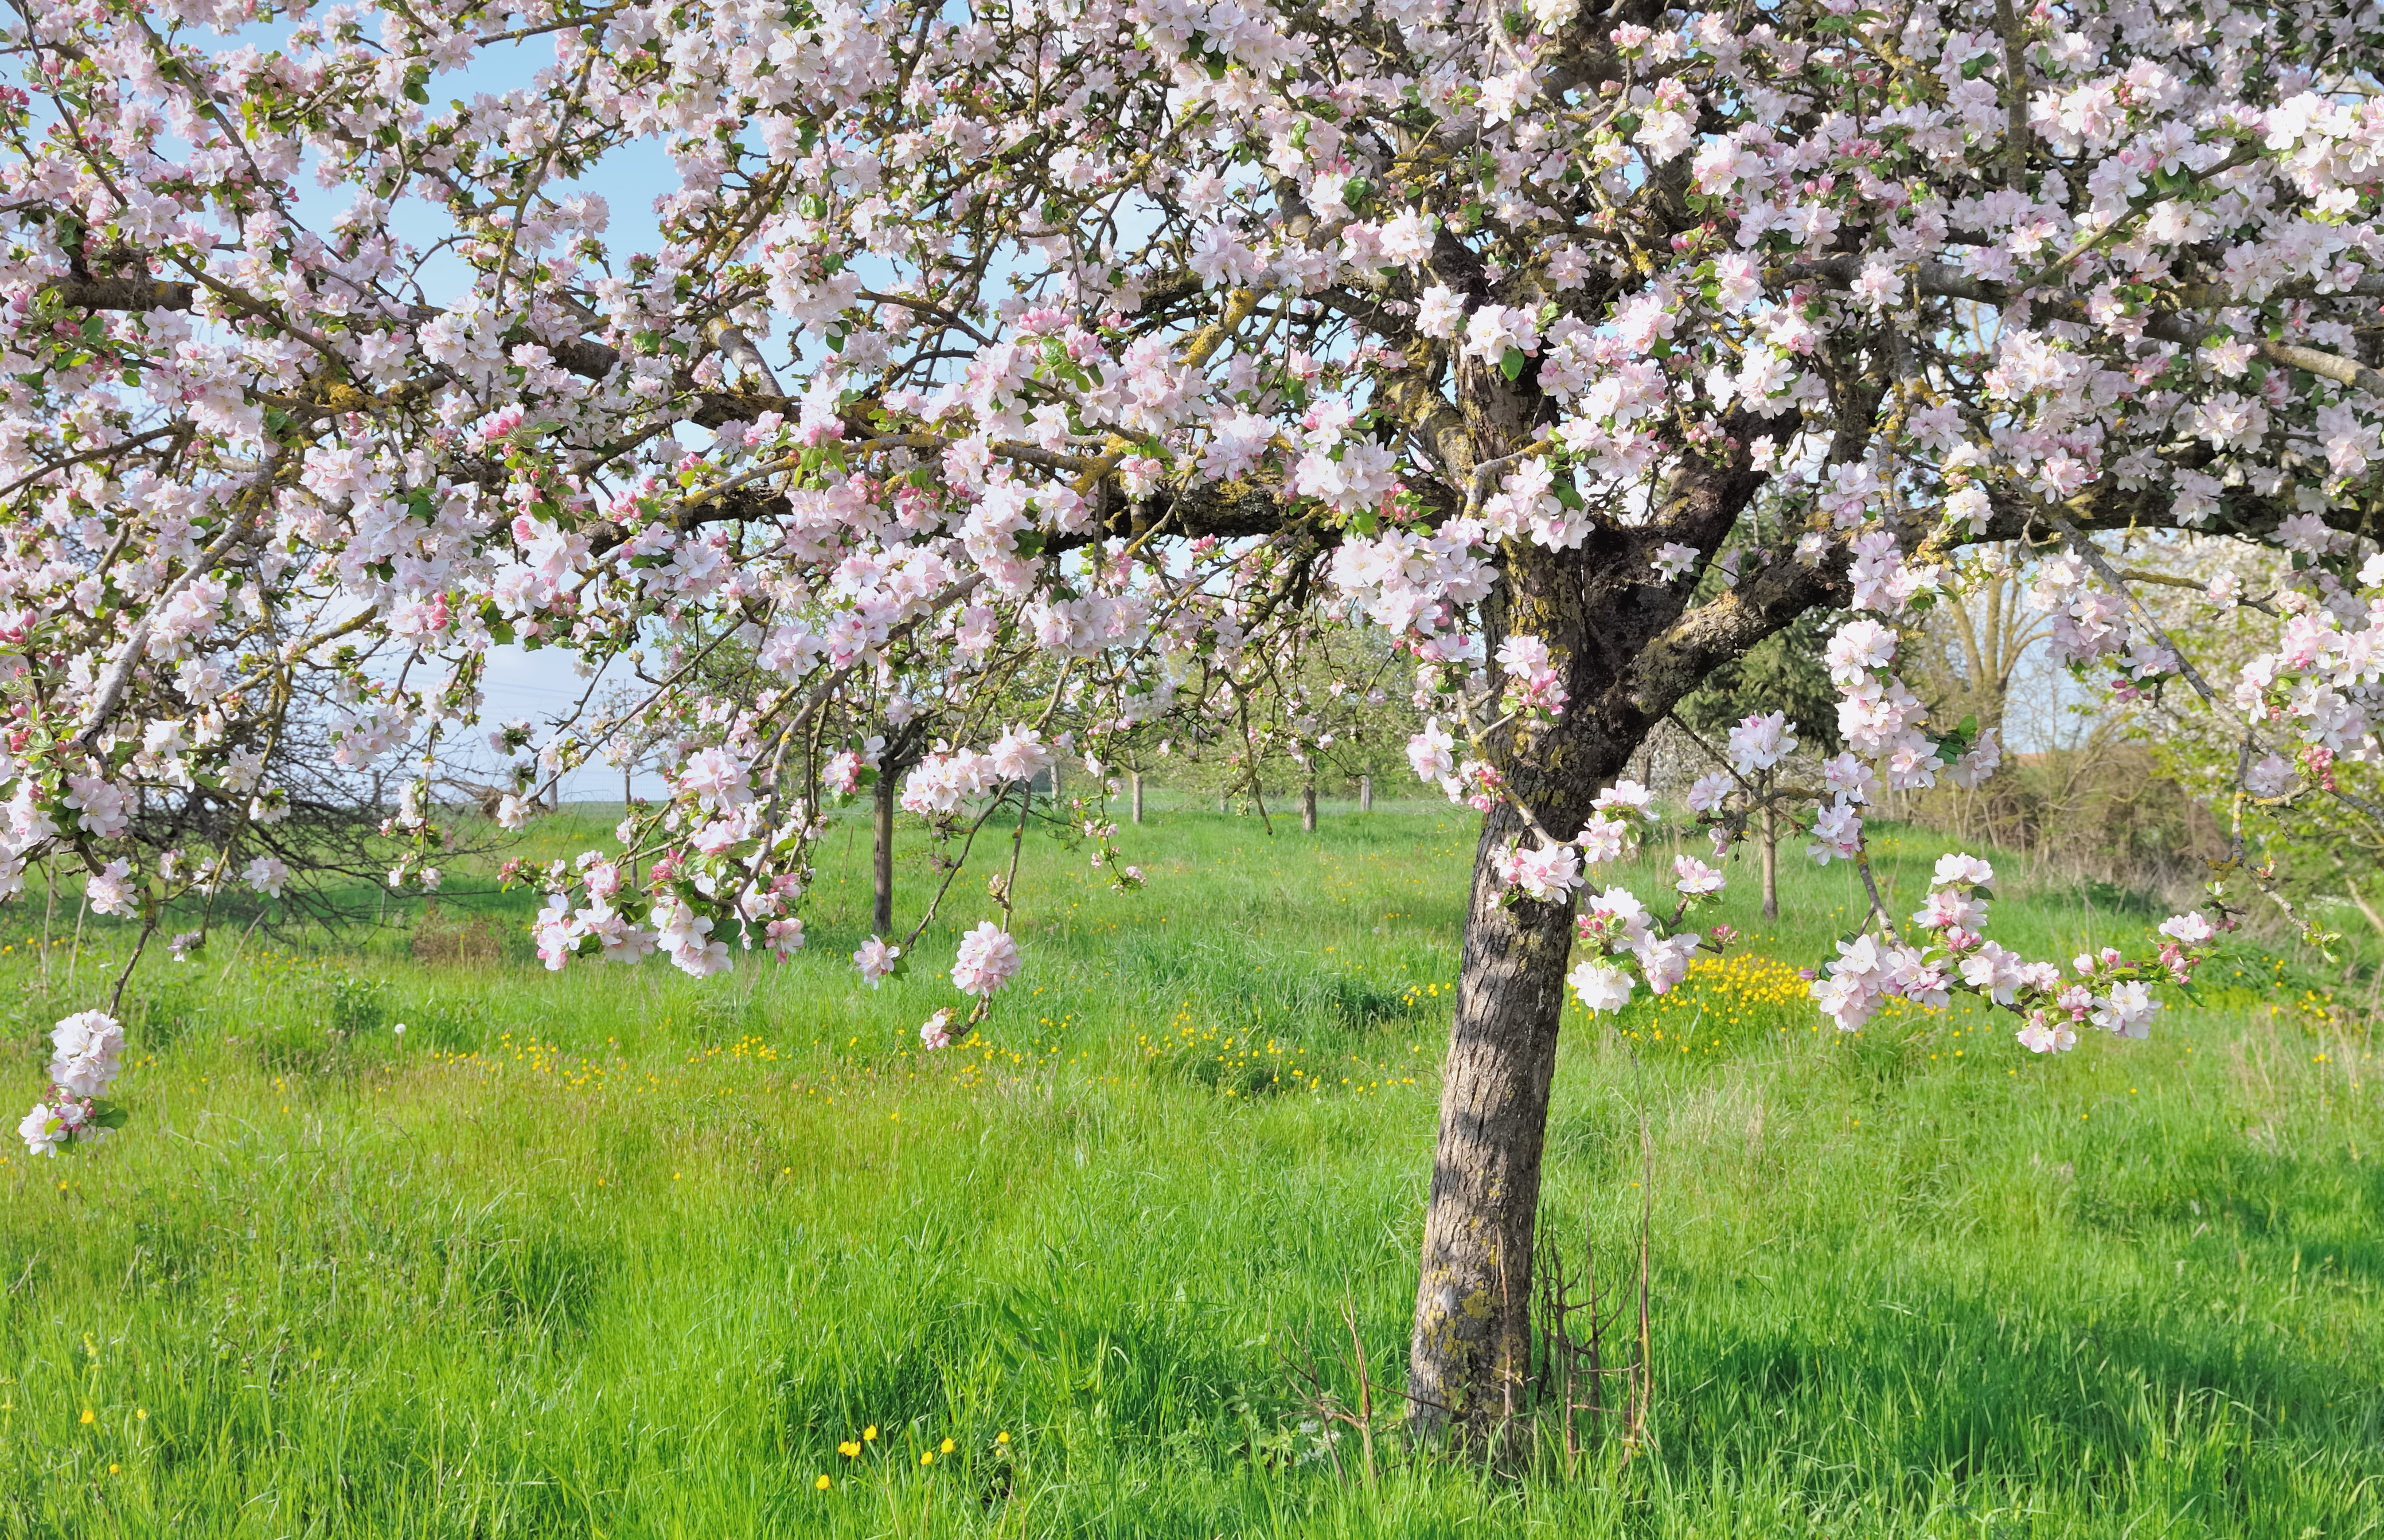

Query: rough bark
left=1409, top=793, right=1587, bottom=1437
left=1301, top=779, right=1318, bottom=832
left=1360, top=774, right=1373, bottom=813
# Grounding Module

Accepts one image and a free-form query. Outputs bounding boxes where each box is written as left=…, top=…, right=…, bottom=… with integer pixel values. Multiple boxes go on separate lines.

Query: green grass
left=0, top=803, right=2377, bottom=1537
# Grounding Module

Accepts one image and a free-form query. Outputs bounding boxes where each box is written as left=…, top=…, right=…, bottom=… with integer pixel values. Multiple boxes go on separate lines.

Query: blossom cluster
left=20, top=1012, right=127, bottom=1155
left=1809, top=854, right=2220, bottom=1052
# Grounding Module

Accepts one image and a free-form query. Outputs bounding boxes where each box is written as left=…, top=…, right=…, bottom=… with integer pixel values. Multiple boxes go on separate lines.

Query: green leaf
left=1500, top=346, right=1527, bottom=381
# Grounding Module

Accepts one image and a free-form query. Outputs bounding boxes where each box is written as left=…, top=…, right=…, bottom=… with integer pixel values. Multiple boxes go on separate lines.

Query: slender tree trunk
left=1360, top=773, right=1373, bottom=813
left=1130, top=771, right=1144, bottom=824
left=1219, top=785, right=1230, bottom=814
left=1301, top=778, right=1317, bottom=832
left=625, top=768, right=639, bottom=889
left=1761, top=783, right=1780, bottom=923
left=872, top=768, right=896, bottom=938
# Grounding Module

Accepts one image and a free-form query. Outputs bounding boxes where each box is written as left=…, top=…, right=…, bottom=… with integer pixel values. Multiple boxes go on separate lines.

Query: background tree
left=1676, top=505, right=1844, bottom=920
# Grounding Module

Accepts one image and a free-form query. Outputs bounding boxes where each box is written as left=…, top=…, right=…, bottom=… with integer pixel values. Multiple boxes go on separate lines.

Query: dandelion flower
left=838, top=1440, right=861, bottom=1457
left=815, top=1475, right=832, bottom=1491
left=863, top=1425, right=877, bottom=1442
left=920, top=1451, right=934, bottom=1465
left=940, top=1437, right=955, bottom=1453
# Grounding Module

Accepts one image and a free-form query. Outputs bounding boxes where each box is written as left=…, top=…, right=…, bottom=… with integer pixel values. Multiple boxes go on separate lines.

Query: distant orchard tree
left=2, top=0, right=2374, bottom=1443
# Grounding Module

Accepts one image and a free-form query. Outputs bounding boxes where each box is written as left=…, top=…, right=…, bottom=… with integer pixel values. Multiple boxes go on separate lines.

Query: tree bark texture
left=1360, top=774, right=1373, bottom=813
left=1130, top=770, right=1144, bottom=824
left=1301, top=779, right=1317, bottom=832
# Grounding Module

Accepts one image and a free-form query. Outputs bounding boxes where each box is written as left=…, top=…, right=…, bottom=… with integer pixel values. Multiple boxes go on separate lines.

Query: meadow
left=0, top=796, right=2377, bottom=1537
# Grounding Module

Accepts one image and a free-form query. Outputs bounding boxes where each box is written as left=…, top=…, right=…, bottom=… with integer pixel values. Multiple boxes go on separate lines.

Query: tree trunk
left=1408, top=529, right=1629, bottom=1443
left=1130, top=771, right=1144, bottom=824
left=872, top=768, right=896, bottom=938
left=1409, top=795, right=1582, bottom=1440
left=1219, top=786, right=1230, bottom=814
left=1761, top=783, right=1780, bottom=923
left=1301, top=779, right=1317, bottom=832
left=1360, top=774, right=1372, bottom=813
left=1404, top=395, right=1808, bottom=1446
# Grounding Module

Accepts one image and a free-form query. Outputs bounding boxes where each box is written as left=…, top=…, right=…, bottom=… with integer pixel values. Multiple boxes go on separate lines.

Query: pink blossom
left=1672, top=856, right=1724, bottom=897
left=951, top=921, right=1021, bottom=998
left=855, top=936, right=902, bottom=987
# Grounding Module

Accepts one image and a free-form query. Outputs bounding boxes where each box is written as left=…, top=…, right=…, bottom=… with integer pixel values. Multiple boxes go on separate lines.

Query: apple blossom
left=951, top=921, right=1021, bottom=998
left=1568, top=961, right=1635, bottom=1015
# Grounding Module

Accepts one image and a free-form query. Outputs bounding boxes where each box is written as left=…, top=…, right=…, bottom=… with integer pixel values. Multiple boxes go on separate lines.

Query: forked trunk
left=1402, top=382, right=1804, bottom=1445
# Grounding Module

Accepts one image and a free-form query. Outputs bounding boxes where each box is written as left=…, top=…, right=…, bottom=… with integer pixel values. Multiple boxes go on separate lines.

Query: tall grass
left=0, top=804, right=2375, bottom=1536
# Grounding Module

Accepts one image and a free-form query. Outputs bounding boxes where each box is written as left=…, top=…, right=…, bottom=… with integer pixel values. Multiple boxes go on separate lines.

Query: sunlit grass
left=0, top=800, right=2375, bottom=1537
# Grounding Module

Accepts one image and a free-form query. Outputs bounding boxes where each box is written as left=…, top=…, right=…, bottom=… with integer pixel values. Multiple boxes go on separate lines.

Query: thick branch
left=1630, top=541, right=1850, bottom=721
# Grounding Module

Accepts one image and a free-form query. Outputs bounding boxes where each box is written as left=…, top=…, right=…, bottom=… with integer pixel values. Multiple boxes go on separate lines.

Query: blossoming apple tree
left=2, top=0, right=2381, bottom=1439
